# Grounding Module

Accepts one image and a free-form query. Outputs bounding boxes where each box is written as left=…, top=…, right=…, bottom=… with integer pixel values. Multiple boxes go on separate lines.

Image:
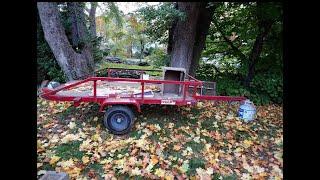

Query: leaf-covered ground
left=37, top=98, right=283, bottom=180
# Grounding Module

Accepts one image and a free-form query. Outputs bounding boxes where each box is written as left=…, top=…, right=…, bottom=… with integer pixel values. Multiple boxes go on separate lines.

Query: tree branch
left=212, top=18, right=248, bottom=62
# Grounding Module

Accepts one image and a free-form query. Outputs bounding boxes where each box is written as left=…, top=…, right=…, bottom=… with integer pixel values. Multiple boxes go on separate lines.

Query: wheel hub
left=116, top=117, right=122, bottom=123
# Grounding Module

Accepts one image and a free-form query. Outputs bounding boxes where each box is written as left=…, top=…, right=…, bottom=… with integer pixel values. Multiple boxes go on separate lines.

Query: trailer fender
left=99, top=99, right=141, bottom=113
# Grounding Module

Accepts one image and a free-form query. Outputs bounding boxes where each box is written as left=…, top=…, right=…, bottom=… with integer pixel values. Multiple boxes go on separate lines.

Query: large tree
left=37, top=2, right=94, bottom=80
left=209, top=2, right=282, bottom=87
left=169, top=2, right=216, bottom=76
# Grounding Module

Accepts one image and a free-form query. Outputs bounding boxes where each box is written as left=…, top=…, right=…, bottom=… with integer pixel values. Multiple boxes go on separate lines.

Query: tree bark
left=169, top=2, right=216, bottom=75
left=243, top=20, right=273, bottom=87
left=170, top=2, right=201, bottom=74
left=67, top=2, right=88, bottom=48
left=189, top=3, right=216, bottom=76
left=37, top=2, right=93, bottom=80
left=167, top=23, right=175, bottom=55
left=140, top=39, right=144, bottom=62
left=167, top=3, right=178, bottom=55
left=89, top=2, right=97, bottom=38
left=67, top=2, right=95, bottom=74
left=243, top=2, right=275, bottom=87
left=127, top=42, right=132, bottom=58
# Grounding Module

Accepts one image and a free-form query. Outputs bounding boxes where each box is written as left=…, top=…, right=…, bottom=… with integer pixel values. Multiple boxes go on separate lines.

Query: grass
left=54, top=141, right=84, bottom=160
left=97, top=62, right=162, bottom=76
left=185, top=141, right=204, bottom=154
left=83, top=163, right=104, bottom=179
left=188, top=157, right=206, bottom=176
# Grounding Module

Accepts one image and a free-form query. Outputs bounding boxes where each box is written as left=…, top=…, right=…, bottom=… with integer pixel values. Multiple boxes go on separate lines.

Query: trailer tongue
left=39, top=67, right=247, bottom=135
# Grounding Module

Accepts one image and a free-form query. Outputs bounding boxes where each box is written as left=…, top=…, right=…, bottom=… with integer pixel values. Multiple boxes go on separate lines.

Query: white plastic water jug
left=47, top=81, right=60, bottom=89
left=238, top=100, right=256, bottom=122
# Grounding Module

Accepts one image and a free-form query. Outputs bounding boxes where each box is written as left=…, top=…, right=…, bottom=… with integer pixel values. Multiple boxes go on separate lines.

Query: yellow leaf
left=93, top=117, right=98, bottom=121
left=173, top=144, right=182, bottom=151
left=82, top=156, right=90, bottom=164
left=57, top=159, right=74, bottom=168
left=151, top=155, right=159, bottom=165
left=243, top=140, right=253, bottom=148
left=155, top=168, right=165, bottom=178
left=165, top=174, right=174, bottom=180
left=235, top=147, right=243, bottom=153
left=49, top=155, right=60, bottom=165
left=92, top=134, right=102, bottom=142
left=215, top=152, right=219, bottom=159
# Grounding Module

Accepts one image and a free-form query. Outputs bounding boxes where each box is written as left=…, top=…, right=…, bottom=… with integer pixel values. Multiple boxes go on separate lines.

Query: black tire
left=104, top=105, right=135, bottom=135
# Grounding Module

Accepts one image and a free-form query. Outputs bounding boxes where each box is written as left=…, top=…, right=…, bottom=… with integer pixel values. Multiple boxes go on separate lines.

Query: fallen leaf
left=82, top=156, right=90, bottom=164
left=155, top=168, right=165, bottom=178
left=173, top=144, right=182, bottom=151
left=151, top=155, right=159, bottom=165
left=131, top=167, right=141, bottom=176
left=68, top=122, right=76, bottom=129
left=49, top=155, right=60, bottom=165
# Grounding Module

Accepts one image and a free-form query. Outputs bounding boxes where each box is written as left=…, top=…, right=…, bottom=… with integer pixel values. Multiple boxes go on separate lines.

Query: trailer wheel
left=104, top=105, right=135, bottom=135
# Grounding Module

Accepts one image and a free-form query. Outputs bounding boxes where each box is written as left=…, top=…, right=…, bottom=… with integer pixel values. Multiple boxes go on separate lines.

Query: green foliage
left=195, top=64, right=220, bottom=81
left=90, top=36, right=104, bottom=63
left=251, top=73, right=283, bottom=104
left=145, top=48, right=170, bottom=67
left=196, top=2, right=282, bottom=105
left=195, top=64, right=282, bottom=105
left=137, top=2, right=186, bottom=44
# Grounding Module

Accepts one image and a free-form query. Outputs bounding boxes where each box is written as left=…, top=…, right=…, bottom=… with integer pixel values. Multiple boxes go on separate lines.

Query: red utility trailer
left=40, top=67, right=246, bottom=134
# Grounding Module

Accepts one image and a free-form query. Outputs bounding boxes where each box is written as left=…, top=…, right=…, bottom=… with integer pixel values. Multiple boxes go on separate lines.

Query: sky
left=96, top=2, right=160, bottom=16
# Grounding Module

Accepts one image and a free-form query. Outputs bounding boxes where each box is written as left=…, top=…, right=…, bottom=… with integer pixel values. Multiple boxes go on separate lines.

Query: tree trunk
left=167, top=24, right=174, bottom=55
left=170, top=2, right=201, bottom=74
left=89, top=2, right=97, bottom=38
left=140, top=40, right=144, bottom=62
left=243, top=20, right=273, bottom=87
left=37, top=2, right=93, bottom=80
left=67, top=2, right=95, bottom=74
left=189, top=3, right=216, bottom=76
left=170, top=2, right=215, bottom=75
left=127, top=42, right=132, bottom=58
left=167, top=3, right=178, bottom=55
left=67, top=2, right=88, bottom=49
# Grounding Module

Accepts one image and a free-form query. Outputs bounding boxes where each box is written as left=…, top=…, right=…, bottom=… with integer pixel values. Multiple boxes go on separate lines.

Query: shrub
left=195, top=64, right=282, bottom=105
left=145, top=49, right=170, bottom=67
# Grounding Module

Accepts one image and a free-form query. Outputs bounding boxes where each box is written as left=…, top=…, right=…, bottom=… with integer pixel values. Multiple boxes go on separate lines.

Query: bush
left=195, top=64, right=283, bottom=105
left=37, top=15, right=66, bottom=84
left=251, top=73, right=283, bottom=104
left=195, top=64, right=219, bottom=81
left=37, top=35, right=66, bottom=83
left=91, top=37, right=104, bottom=63
left=145, top=49, right=170, bottom=67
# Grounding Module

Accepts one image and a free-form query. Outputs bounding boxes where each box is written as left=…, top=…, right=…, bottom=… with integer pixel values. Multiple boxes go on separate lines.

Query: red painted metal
left=40, top=68, right=246, bottom=113
left=99, top=98, right=141, bottom=112
left=141, top=82, right=145, bottom=100
left=194, top=95, right=246, bottom=101
left=93, top=80, right=97, bottom=98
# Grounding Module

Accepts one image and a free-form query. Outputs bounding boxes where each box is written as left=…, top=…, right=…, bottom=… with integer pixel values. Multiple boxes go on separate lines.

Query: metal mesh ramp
left=188, top=81, right=216, bottom=96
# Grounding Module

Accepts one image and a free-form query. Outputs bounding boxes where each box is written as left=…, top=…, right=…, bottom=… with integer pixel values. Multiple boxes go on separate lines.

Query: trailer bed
left=40, top=71, right=246, bottom=113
